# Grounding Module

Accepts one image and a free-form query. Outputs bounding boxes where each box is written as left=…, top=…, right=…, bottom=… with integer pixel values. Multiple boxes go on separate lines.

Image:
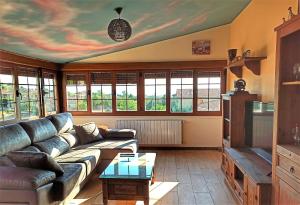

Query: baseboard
left=139, top=146, right=222, bottom=151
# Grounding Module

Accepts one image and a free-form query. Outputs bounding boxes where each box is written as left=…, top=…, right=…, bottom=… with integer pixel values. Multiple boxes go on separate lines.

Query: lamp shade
left=108, top=18, right=132, bottom=42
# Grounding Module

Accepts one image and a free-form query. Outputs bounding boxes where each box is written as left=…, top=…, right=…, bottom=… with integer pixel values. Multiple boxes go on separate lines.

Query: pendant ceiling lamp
left=108, top=7, right=132, bottom=42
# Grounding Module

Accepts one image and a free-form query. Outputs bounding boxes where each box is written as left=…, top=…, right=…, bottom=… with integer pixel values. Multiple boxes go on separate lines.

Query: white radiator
left=116, top=120, right=183, bottom=145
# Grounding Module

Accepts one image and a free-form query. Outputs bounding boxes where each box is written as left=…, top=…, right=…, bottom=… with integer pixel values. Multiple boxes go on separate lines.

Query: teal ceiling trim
left=0, top=0, right=251, bottom=63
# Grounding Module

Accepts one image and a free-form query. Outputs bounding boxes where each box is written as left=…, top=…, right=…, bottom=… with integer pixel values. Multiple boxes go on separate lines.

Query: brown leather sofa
left=0, top=112, right=137, bottom=205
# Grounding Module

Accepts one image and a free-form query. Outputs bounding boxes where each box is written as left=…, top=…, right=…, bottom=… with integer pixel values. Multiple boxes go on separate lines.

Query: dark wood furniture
left=273, top=14, right=300, bottom=205
left=222, top=91, right=257, bottom=148
left=99, top=153, right=156, bottom=205
left=222, top=148, right=272, bottom=205
left=226, top=57, right=267, bottom=78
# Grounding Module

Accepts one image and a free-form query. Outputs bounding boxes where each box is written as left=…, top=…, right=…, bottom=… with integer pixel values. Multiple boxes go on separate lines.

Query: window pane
left=209, top=99, right=221, bottom=111
left=127, top=100, right=137, bottom=111
left=1, top=84, right=14, bottom=101
left=210, top=77, right=221, bottom=84
left=171, top=78, right=181, bottom=84
left=3, top=103, right=15, bottom=120
left=198, top=77, right=209, bottom=84
left=91, top=86, right=102, bottom=100
left=103, top=100, right=112, bottom=112
left=19, top=85, right=29, bottom=101
left=67, top=86, right=77, bottom=99
left=156, top=99, right=166, bottom=111
left=117, top=100, right=126, bottom=111
left=92, top=100, right=102, bottom=112
left=102, top=85, right=112, bottom=99
left=145, top=99, right=155, bottom=111
left=77, top=100, right=87, bottom=111
left=182, top=85, right=193, bottom=98
left=145, top=79, right=155, bottom=85
left=127, top=85, right=137, bottom=99
left=209, top=84, right=221, bottom=98
left=171, top=85, right=181, bottom=99
left=156, top=85, right=166, bottom=98
left=30, top=101, right=39, bottom=117
left=145, top=86, right=155, bottom=99
left=198, top=99, right=208, bottom=111
left=20, top=102, right=30, bottom=118
left=67, top=100, right=77, bottom=111
left=156, top=78, right=166, bottom=85
left=198, top=84, right=208, bottom=98
left=182, top=78, right=193, bottom=84
left=182, top=99, right=193, bottom=113
left=171, top=99, right=181, bottom=113
left=29, top=85, right=39, bottom=100
left=0, top=74, right=13, bottom=84
left=18, top=76, right=27, bottom=84
left=116, top=86, right=126, bottom=99
left=77, top=86, right=87, bottom=99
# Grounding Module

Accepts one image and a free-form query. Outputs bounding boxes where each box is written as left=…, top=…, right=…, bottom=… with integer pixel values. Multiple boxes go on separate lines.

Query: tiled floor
left=69, top=150, right=237, bottom=205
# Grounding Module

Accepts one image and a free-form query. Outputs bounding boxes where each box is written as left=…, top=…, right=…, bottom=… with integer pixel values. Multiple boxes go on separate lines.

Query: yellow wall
left=78, top=25, right=230, bottom=62
left=228, top=0, right=297, bottom=102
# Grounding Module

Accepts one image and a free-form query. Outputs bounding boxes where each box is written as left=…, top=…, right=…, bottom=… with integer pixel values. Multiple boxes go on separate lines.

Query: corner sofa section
left=0, top=112, right=137, bottom=205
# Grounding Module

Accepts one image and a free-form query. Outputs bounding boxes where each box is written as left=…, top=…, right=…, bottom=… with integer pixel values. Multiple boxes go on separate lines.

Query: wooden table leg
left=144, top=181, right=150, bottom=205
left=102, top=179, right=108, bottom=205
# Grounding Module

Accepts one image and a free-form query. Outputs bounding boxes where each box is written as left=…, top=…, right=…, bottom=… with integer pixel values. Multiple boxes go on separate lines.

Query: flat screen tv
left=245, top=101, right=274, bottom=164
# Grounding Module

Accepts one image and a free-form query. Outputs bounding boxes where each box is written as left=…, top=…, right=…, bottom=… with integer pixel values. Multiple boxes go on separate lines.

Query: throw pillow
left=7, top=151, right=64, bottom=176
left=74, top=122, right=103, bottom=144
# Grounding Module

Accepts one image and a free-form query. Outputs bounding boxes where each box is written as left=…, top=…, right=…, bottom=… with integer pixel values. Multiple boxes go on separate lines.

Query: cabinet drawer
left=233, top=181, right=244, bottom=203
left=276, top=166, right=300, bottom=193
left=277, top=145, right=300, bottom=165
left=278, top=154, right=300, bottom=180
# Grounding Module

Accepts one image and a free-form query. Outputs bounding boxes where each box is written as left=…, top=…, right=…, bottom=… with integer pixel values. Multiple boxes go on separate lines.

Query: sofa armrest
left=103, top=128, right=136, bottom=140
left=0, top=166, right=56, bottom=190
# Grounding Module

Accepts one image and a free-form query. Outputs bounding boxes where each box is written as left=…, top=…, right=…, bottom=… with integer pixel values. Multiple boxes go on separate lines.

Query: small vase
left=228, top=49, right=237, bottom=62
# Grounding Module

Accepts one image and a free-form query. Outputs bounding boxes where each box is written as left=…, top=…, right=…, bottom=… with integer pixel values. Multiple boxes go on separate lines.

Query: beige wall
left=228, top=0, right=297, bottom=102
left=73, top=116, right=222, bottom=147
left=78, top=25, right=230, bottom=63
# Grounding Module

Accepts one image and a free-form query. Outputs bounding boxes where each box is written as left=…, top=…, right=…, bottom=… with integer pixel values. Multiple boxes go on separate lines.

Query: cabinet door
left=278, top=179, right=300, bottom=205
left=247, top=178, right=258, bottom=205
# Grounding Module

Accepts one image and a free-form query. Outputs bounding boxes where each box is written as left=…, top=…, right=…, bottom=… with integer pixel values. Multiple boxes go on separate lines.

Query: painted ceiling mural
left=0, top=0, right=251, bottom=63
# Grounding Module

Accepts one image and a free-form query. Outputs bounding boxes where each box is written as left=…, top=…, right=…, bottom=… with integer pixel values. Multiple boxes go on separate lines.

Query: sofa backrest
left=20, top=118, right=58, bottom=143
left=0, top=124, right=31, bottom=156
left=47, top=112, right=74, bottom=134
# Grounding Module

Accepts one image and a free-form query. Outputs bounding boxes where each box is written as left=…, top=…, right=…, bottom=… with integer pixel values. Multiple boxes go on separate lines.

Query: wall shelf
left=226, top=57, right=267, bottom=78
left=282, top=81, right=300, bottom=85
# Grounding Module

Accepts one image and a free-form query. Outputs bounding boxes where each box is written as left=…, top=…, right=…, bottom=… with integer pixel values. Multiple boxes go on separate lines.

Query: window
left=66, top=74, right=88, bottom=111
left=116, top=73, right=138, bottom=111
left=170, top=71, right=193, bottom=113
left=17, top=69, right=40, bottom=119
left=91, top=72, right=113, bottom=112
left=43, top=72, right=57, bottom=116
left=0, top=69, right=16, bottom=122
left=197, top=72, right=221, bottom=111
left=144, top=73, right=166, bottom=111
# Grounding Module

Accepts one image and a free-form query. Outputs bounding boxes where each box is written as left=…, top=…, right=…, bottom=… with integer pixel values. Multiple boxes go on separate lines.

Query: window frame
left=42, top=70, right=58, bottom=116
left=63, top=66, right=225, bottom=116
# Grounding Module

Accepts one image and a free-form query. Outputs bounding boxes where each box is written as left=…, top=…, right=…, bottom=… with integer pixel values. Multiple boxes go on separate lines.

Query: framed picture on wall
left=192, top=40, right=211, bottom=55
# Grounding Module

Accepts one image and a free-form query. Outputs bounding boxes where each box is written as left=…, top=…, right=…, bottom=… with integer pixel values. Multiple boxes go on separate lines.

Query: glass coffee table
left=99, top=153, right=156, bottom=205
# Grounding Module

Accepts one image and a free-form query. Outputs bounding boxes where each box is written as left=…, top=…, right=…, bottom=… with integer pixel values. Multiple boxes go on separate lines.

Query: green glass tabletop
left=99, top=153, right=156, bottom=180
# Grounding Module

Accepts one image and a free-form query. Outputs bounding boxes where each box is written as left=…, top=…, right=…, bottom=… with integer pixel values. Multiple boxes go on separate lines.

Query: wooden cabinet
left=222, top=92, right=257, bottom=148
left=222, top=148, right=272, bottom=205
left=273, top=14, right=300, bottom=205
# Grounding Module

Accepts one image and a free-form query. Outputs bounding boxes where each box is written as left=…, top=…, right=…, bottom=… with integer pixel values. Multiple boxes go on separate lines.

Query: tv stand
left=221, top=148, right=272, bottom=205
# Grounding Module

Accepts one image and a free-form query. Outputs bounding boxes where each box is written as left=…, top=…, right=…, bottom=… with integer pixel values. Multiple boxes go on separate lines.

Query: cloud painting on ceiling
left=0, top=0, right=250, bottom=63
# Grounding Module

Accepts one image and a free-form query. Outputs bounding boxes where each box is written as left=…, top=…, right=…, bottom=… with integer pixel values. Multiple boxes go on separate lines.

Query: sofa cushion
left=20, top=118, right=57, bottom=143
left=0, top=166, right=56, bottom=189
left=74, top=122, right=103, bottom=145
left=52, top=163, right=86, bottom=200
left=74, top=139, right=137, bottom=160
left=21, top=146, right=41, bottom=152
left=34, top=136, right=70, bottom=158
left=55, top=149, right=101, bottom=175
left=58, top=129, right=79, bottom=147
left=0, top=124, right=31, bottom=156
left=7, top=151, right=64, bottom=176
left=105, top=128, right=136, bottom=139
left=47, top=112, right=74, bottom=134
left=0, top=156, right=16, bottom=167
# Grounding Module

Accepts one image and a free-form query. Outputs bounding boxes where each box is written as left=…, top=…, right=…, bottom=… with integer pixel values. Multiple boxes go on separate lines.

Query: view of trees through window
left=66, top=74, right=88, bottom=111
left=43, top=72, right=57, bottom=116
left=144, top=73, right=166, bottom=111
left=170, top=71, right=193, bottom=113
left=18, top=71, right=40, bottom=119
left=91, top=72, right=113, bottom=112
left=0, top=72, right=16, bottom=122
left=116, top=73, right=138, bottom=111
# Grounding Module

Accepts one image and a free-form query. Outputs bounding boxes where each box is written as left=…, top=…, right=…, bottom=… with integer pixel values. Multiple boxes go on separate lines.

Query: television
left=245, top=101, right=274, bottom=164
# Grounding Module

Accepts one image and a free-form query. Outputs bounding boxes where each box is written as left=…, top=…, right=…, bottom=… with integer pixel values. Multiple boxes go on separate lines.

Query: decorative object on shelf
left=228, top=49, right=237, bottom=62
left=242, top=50, right=251, bottom=58
left=288, top=6, right=296, bottom=20
left=192, top=40, right=211, bottom=55
left=234, top=79, right=246, bottom=92
left=293, top=63, right=300, bottom=80
left=292, top=123, right=300, bottom=145
left=108, top=7, right=132, bottom=42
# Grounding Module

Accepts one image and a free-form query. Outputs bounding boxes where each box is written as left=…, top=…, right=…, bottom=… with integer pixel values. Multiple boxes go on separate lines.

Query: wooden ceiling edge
left=62, top=60, right=228, bottom=71
left=0, top=50, right=60, bottom=70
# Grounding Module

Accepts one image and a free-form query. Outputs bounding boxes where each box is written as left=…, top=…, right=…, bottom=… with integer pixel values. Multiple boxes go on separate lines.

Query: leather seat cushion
left=74, top=139, right=137, bottom=160
left=0, top=124, right=31, bottom=156
left=34, top=136, right=70, bottom=158
left=52, top=163, right=86, bottom=201
left=21, top=146, right=41, bottom=152
left=55, top=149, right=100, bottom=175
left=20, top=118, right=57, bottom=143
left=47, top=112, right=74, bottom=134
